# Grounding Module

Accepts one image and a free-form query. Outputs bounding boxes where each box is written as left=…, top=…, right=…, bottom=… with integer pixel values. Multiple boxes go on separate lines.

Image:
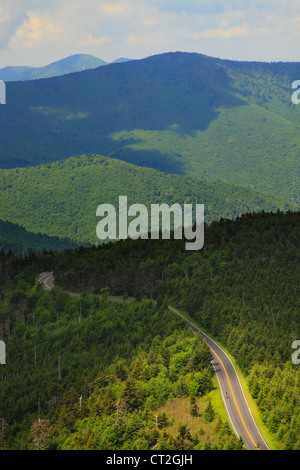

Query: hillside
left=0, top=66, right=35, bottom=81
left=0, top=52, right=299, bottom=203
left=0, top=210, right=299, bottom=450
left=0, top=219, right=80, bottom=253
left=52, top=210, right=299, bottom=450
left=0, top=54, right=107, bottom=81
left=0, top=154, right=291, bottom=244
left=0, top=260, right=241, bottom=450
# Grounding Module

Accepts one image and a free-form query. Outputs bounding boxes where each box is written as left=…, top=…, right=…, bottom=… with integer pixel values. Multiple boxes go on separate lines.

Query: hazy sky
left=1, top=0, right=300, bottom=68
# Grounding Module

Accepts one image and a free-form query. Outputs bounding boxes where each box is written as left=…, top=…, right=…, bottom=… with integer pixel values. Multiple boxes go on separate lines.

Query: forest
left=0, top=218, right=80, bottom=254
left=0, top=276, right=242, bottom=450
left=0, top=210, right=299, bottom=449
left=0, top=154, right=292, bottom=246
left=0, top=52, right=299, bottom=205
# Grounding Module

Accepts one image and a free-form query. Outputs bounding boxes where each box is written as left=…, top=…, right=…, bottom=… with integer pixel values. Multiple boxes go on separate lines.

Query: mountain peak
left=0, top=54, right=107, bottom=81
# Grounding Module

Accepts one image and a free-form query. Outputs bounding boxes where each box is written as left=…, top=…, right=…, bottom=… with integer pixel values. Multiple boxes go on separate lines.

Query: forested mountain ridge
left=0, top=210, right=298, bottom=449
left=0, top=154, right=291, bottom=245
left=0, top=218, right=80, bottom=253
left=53, top=210, right=300, bottom=365
left=52, top=210, right=299, bottom=449
left=0, top=52, right=299, bottom=203
left=0, top=49, right=299, bottom=451
left=0, top=262, right=242, bottom=450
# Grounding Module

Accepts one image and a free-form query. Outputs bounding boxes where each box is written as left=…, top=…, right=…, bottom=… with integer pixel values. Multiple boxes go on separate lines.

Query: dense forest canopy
left=0, top=154, right=293, bottom=246
left=0, top=52, right=299, bottom=203
left=0, top=210, right=299, bottom=449
left=0, top=218, right=81, bottom=254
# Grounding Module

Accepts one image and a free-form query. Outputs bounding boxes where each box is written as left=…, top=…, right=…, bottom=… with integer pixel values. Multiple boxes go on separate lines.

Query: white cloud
left=9, top=12, right=63, bottom=48
left=196, top=25, right=249, bottom=40
left=0, top=0, right=300, bottom=66
left=101, top=3, right=126, bottom=16
left=78, top=34, right=112, bottom=47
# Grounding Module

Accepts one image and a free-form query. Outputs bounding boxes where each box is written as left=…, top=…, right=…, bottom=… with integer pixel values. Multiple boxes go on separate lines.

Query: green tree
left=204, top=400, right=215, bottom=423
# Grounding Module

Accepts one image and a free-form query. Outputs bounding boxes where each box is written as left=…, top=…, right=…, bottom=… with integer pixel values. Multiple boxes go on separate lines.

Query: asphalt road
left=39, top=272, right=55, bottom=291
left=168, top=307, right=270, bottom=450
left=39, top=272, right=131, bottom=302
left=38, top=271, right=270, bottom=450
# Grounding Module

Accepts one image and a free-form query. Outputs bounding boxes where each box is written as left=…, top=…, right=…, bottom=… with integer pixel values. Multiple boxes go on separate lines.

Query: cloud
left=0, top=0, right=28, bottom=48
left=9, top=12, right=63, bottom=48
left=1, top=0, right=300, bottom=66
left=149, top=0, right=226, bottom=16
left=0, top=0, right=58, bottom=49
left=78, top=34, right=112, bottom=47
left=196, top=25, right=249, bottom=40
left=101, top=3, right=126, bottom=16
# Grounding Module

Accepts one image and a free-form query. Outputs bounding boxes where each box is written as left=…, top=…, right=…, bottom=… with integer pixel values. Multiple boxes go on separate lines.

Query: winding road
left=39, top=271, right=270, bottom=450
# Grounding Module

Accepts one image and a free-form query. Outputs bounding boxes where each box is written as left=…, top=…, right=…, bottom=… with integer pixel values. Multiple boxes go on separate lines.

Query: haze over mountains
left=0, top=52, right=299, bottom=208
left=0, top=54, right=131, bottom=81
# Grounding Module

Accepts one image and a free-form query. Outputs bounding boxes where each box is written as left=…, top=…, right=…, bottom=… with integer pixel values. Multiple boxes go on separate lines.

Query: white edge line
left=211, top=358, right=241, bottom=440
left=168, top=306, right=270, bottom=450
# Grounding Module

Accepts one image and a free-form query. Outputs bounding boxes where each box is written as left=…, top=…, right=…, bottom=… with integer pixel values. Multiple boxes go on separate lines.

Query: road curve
left=168, top=307, right=270, bottom=450
left=39, top=272, right=55, bottom=291
left=39, top=272, right=132, bottom=302
left=38, top=272, right=269, bottom=450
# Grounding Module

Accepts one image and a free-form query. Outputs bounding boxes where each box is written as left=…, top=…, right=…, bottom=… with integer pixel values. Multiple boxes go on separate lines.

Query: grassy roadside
left=167, top=303, right=234, bottom=432
left=167, top=302, right=280, bottom=450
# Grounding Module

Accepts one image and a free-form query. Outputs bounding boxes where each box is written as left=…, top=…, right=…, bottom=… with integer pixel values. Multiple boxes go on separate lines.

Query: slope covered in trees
left=0, top=52, right=299, bottom=204
left=0, top=210, right=298, bottom=449
left=0, top=273, right=241, bottom=450
left=51, top=210, right=299, bottom=449
left=0, top=219, right=80, bottom=253
left=0, top=154, right=291, bottom=245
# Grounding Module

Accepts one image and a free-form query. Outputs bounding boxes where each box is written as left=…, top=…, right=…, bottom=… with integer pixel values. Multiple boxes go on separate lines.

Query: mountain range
left=0, top=54, right=131, bottom=81
left=0, top=50, right=299, bottom=451
left=0, top=51, right=299, bottom=207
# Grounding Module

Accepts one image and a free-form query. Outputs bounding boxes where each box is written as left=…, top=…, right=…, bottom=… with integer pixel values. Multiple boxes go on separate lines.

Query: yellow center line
left=209, top=345, right=259, bottom=450
left=43, top=275, right=53, bottom=290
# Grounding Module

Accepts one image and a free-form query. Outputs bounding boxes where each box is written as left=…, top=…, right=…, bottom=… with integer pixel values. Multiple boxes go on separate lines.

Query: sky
left=0, top=0, right=300, bottom=68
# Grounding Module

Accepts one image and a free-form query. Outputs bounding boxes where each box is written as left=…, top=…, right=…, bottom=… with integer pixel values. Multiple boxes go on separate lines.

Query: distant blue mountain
left=0, top=54, right=108, bottom=81
left=112, top=58, right=132, bottom=64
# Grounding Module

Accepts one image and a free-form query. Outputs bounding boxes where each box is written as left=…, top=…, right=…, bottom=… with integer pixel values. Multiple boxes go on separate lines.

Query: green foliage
left=247, top=364, right=300, bottom=450
left=204, top=400, right=215, bottom=423
left=0, top=275, right=230, bottom=450
left=0, top=52, right=299, bottom=203
left=0, top=218, right=80, bottom=253
left=0, top=210, right=299, bottom=449
left=0, top=154, right=291, bottom=246
left=48, top=210, right=299, bottom=449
